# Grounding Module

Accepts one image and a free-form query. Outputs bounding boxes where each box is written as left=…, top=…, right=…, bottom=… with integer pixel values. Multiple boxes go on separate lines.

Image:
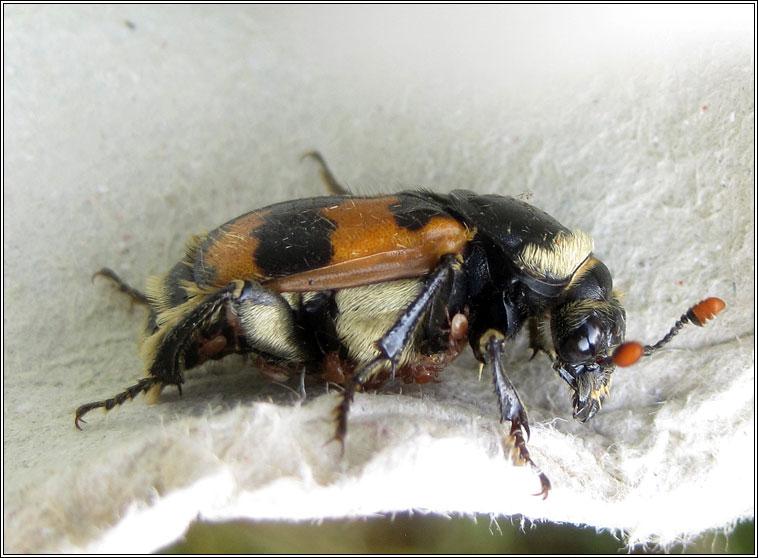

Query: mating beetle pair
left=76, top=152, right=724, bottom=497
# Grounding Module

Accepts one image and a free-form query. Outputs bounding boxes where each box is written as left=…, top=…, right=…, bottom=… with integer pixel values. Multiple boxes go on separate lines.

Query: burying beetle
left=76, top=152, right=725, bottom=497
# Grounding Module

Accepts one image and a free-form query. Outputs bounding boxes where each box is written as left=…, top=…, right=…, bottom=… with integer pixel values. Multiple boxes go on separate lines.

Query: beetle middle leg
left=479, top=329, right=551, bottom=498
left=332, top=254, right=461, bottom=449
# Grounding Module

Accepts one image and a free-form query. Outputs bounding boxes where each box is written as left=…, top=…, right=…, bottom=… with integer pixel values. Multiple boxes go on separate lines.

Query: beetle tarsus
left=534, top=473, right=552, bottom=500
left=508, top=422, right=551, bottom=499
left=92, top=267, right=149, bottom=306
left=75, top=376, right=162, bottom=429
left=332, top=381, right=355, bottom=455
left=482, top=329, right=550, bottom=497
left=302, top=150, right=351, bottom=195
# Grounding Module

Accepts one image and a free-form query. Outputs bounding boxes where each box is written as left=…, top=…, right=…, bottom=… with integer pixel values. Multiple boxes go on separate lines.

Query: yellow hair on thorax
left=518, top=229, right=594, bottom=281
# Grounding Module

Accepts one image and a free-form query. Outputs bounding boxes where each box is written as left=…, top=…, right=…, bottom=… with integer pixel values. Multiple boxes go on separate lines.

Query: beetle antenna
left=607, top=297, right=725, bottom=368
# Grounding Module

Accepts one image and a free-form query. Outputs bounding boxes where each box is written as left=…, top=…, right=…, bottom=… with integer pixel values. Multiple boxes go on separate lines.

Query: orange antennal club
left=609, top=297, right=725, bottom=368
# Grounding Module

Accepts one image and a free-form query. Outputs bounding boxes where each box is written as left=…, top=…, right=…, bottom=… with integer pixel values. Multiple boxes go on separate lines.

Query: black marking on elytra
left=388, top=193, right=453, bottom=231
left=253, top=201, right=339, bottom=277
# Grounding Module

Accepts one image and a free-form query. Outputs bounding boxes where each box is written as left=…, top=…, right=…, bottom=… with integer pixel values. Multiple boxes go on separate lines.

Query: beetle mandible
left=76, top=152, right=725, bottom=497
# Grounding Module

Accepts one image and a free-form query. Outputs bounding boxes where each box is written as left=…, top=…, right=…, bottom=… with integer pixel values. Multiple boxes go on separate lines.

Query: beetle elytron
left=76, top=152, right=724, bottom=497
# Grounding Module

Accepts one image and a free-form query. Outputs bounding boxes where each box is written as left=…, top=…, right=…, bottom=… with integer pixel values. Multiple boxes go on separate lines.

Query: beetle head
left=550, top=294, right=626, bottom=422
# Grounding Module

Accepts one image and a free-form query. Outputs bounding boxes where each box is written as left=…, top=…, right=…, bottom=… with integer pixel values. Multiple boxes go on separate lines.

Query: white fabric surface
left=3, top=5, right=754, bottom=552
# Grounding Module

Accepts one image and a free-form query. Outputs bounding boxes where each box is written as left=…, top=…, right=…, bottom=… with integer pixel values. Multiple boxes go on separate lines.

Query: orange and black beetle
left=76, top=152, right=724, bottom=497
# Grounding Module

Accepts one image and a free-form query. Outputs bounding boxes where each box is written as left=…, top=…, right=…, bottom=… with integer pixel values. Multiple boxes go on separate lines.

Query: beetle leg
left=374, top=255, right=460, bottom=378
left=75, top=377, right=161, bottom=429
left=75, top=283, right=243, bottom=428
left=331, top=378, right=355, bottom=455
left=76, top=280, right=309, bottom=428
left=333, top=254, right=460, bottom=448
left=302, top=150, right=351, bottom=195
left=151, top=280, right=309, bottom=385
left=92, top=267, right=149, bottom=306
left=148, top=281, right=245, bottom=385
left=480, top=329, right=551, bottom=499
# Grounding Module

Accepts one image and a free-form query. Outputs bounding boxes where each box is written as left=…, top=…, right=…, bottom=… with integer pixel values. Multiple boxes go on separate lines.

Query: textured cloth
left=3, top=5, right=753, bottom=553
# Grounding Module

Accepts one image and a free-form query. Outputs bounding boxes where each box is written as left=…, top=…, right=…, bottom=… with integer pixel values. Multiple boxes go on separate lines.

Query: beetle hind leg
left=92, top=267, right=149, bottom=306
left=149, top=280, right=309, bottom=384
left=74, top=376, right=162, bottom=429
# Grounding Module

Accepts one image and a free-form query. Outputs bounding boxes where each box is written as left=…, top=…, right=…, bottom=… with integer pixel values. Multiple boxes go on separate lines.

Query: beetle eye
left=558, top=316, right=603, bottom=364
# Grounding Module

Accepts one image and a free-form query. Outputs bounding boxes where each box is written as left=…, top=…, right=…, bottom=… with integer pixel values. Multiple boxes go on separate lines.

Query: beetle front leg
left=479, top=329, right=551, bottom=499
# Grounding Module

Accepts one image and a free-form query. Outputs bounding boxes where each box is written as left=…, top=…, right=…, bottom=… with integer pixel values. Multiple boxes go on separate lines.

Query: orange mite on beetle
left=76, top=152, right=725, bottom=498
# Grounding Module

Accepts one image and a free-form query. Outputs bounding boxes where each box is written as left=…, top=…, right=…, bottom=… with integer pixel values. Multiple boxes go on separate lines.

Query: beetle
left=75, top=151, right=725, bottom=497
